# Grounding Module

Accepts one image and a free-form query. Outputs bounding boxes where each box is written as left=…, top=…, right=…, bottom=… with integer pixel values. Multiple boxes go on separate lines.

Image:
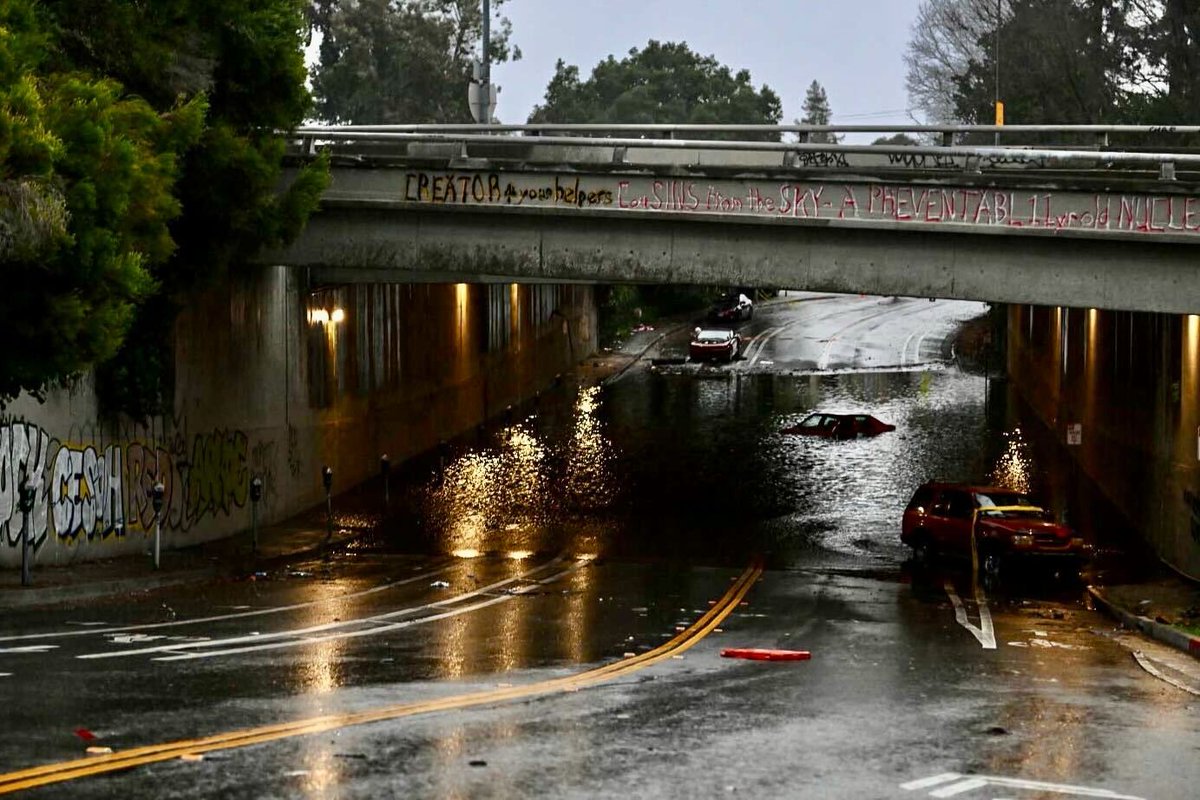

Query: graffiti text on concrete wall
left=404, top=172, right=613, bottom=208
left=0, top=420, right=262, bottom=552
left=397, top=170, right=1200, bottom=237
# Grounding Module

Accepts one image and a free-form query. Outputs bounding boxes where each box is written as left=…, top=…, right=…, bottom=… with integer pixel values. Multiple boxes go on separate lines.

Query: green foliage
left=529, top=40, right=782, bottom=139
left=872, top=133, right=920, bottom=146
left=0, top=0, right=330, bottom=414
left=0, top=0, right=207, bottom=402
left=954, top=0, right=1123, bottom=135
left=311, top=0, right=519, bottom=124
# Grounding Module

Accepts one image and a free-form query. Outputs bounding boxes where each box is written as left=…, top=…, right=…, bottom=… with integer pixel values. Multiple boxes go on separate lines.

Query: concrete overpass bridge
left=271, top=124, right=1200, bottom=315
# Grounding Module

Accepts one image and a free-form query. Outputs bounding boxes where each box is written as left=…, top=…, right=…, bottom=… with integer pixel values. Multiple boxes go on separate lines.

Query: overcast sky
left=490, top=0, right=925, bottom=131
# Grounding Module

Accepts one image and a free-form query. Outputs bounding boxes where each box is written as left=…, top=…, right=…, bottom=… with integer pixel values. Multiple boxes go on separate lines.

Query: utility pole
left=480, top=0, right=490, bottom=125
left=994, top=0, right=1002, bottom=145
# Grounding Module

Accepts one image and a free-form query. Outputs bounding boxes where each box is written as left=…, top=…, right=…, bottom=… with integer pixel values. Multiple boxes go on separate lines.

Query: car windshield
left=974, top=491, right=1048, bottom=518
left=696, top=331, right=730, bottom=343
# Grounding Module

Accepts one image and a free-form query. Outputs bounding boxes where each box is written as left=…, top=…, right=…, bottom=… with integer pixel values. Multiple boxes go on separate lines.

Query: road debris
left=720, top=648, right=811, bottom=661
left=85, top=746, right=113, bottom=755
left=430, top=580, right=450, bottom=588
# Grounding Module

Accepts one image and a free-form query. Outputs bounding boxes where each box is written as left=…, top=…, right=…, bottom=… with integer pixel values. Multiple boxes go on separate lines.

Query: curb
left=1088, top=585, right=1200, bottom=661
left=602, top=322, right=693, bottom=386
left=0, top=530, right=365, bottom=611
left=1, top=567, right=222, bottom=611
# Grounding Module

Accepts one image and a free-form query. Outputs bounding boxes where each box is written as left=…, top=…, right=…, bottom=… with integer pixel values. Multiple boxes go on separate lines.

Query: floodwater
left=367, top=360, right=1149, bottom=579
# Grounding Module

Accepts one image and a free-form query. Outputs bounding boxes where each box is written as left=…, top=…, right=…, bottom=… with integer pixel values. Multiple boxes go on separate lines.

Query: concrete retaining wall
left=0, top=266, right=596, bottom=567
left=1007, top=305, right=1200, bottom=577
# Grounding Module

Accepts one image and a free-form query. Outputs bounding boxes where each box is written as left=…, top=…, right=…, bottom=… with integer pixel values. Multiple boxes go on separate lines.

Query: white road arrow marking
left=901, top=772, right=1144, bottom=799
left=0, top=645, right=58, bottom=653
left=943, top=581, right=996, bottom=649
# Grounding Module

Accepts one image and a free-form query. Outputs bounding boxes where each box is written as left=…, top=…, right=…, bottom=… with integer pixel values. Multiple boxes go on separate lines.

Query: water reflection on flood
left=410, top=363, right=1110, bottom=571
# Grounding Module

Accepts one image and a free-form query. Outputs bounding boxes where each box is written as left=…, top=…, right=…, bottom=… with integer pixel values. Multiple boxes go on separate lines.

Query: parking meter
left=18, top=480, right=35, bottom=586
left=380, top=454, right=391, bottom=509
left=322, top=466, right=334, bottom=542
left=249, top=477, right=263, bottom=554
left=151, top=482, right=165, bottom=569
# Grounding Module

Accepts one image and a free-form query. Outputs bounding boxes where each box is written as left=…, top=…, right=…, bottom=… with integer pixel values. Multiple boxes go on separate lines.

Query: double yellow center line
left=0, top=560, right=763, bottom=794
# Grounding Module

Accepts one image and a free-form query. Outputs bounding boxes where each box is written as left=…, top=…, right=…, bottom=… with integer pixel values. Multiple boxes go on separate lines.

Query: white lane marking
left=901, top=773, right=963, bottom=791
left=0, top=645, right=59, bottom=653
left=0, top=672, right=11, bottom=677
left=900, top=328, right=919, bottom=368
left=943, top=581, right=996, bottom=649
left=815, top=300, right=920, bottom=371
left=0, top=561, right=452, bottom=642
left=78, top=556, right=568, bottom=660
left=931, top=778, right=989, bottom=797
left=1132, top=650, right=1200, bottom=697
left=153, top=562, right=585, bottom=661
left=903, top=772, right=1144, bottom=799
left=107, top=634, right=167, bottom=645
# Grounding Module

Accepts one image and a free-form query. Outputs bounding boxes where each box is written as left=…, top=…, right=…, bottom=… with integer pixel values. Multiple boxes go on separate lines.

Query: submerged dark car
left=709, top=292, right=753, bottom=323
left=689, top=328, right=740, bottom=362
left=781, top=412, right=895, bottom=439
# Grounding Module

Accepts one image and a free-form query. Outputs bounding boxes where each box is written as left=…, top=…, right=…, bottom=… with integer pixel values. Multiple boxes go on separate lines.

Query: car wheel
left=911, top=536, right=935, bottom=569
left=981, top=551, right=1004, bottom=589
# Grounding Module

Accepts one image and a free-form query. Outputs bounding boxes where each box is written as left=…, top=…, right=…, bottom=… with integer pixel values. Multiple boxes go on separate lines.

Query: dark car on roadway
left=689, top=328, right=740, bottom=362
left=901, top=482, right=1089, bottom=583
left=709, top=292, right=753, bottom=323
left=781, top=412, right=895, bottom=439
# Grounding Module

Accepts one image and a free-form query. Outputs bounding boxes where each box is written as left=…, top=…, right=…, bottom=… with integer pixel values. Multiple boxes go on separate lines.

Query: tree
left=0, top=0, right=205, bottom=403
left=0, top=0, right=330, bottom=414
left=905, top=0, right=1008, bottom=123
left=952, top=0, right=1126, bottom=130
left=528, top=40, right=782, bottom=139
left=872, top=133, right=921, bottom=145
left=310, top=0, right=519, bottom=124
left=798, top=80, right=840, bottom=142
left=1112, top=0, right=1200, bottom=123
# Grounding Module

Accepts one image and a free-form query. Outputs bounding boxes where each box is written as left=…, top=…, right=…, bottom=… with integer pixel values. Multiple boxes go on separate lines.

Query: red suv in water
left=901, top=483, right=1088, bottom=582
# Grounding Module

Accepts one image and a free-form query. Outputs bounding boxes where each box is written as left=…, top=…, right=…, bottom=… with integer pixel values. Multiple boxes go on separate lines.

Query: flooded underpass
left=3, top=297, right=1193, bottom=799
left=369, top=359, right=1148, bottom=585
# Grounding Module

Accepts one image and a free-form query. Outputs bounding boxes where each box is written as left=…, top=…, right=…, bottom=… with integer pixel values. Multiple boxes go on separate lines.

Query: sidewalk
left=1088, top=573, right=1200, bottom=660
left=0, top=519, right=364, bottom=611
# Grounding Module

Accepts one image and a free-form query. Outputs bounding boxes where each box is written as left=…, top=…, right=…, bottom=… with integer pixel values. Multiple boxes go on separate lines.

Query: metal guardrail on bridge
left=288, top=124, right=1200, bottom=182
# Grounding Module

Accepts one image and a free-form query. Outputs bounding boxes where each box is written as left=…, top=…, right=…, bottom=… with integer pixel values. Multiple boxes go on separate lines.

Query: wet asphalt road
left=2, top=294, right=1198, bottom=798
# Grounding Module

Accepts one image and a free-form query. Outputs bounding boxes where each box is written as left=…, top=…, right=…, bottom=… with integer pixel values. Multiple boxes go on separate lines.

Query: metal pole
left=250, top=477, right=263, bottom=555
left=152, top=482, right=164, bottom=570
left=381, top=454, right=391, bottom=511
left=19, top=481, right=34, bottom=587
left=322, top=466, right=334, bottom=543
left=994, top=0, right=1001, bottom=146
left=480, top=0, right=491, bottom=125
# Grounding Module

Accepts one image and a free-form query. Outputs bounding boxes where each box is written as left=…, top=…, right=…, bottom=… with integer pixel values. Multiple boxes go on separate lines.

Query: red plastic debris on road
left=720, top=648, right=811, bottom=661
left=73, top=728, right=96, bottom=741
